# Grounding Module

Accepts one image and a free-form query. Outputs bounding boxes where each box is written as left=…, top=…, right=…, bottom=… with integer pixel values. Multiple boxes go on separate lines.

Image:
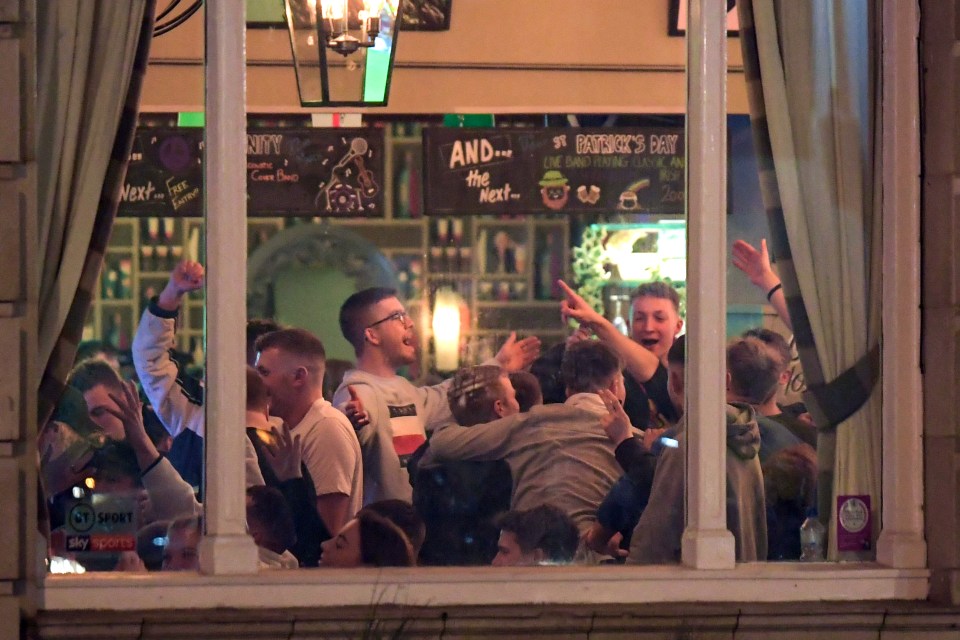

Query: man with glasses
left=334, top=287, right=540, bottom=504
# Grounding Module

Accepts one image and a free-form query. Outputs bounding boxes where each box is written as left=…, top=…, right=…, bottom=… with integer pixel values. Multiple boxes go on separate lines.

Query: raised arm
left=557, top=280, right=661, bottom=383
left=731, top=239, right=792, bottom=331
left=132, top=260, right=206, bottom=438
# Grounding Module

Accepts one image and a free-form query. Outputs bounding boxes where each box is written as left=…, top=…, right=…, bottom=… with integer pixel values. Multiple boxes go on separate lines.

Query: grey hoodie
left=628, top=402, right=767, bottom=564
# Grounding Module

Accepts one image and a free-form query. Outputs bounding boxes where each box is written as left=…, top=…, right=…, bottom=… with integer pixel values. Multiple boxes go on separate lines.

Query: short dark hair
left=763, top=443, right=818, bottom=509
left=339, top=287, right=398, bottom=355
left=727, top=337, right=781, bottom=404
left=361, top=499, right=426, bottom=558
left=495, top=504, right=578, bottom=564
left=561, top=341, right=622, bottom=394
left=68, top=359, right=124, bottom=394
left=246, top=366, right=269, bottom=411
left=530, top=343, right=566, bottom=405
left=667, top=334, right=686, bottom=366
left=246, top=318, right=282, bottom=365
left=246, top=485, right=297, bottom=554
left=509, top=371, right=543, bottom=412
left=630, top=281, right=681, bottom=313
left=254, top=328, right=327, bottom=366
left=742, top=327, right=792, bottom=374
left=356, top=509, right=415, bottom=567
left=447, top=365, right=506, bottom=426
left=90, top=440, right=142, bottom=487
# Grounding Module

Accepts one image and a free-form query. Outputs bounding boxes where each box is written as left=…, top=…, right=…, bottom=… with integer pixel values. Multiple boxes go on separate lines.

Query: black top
left=623, top=364, right=681, bottom=430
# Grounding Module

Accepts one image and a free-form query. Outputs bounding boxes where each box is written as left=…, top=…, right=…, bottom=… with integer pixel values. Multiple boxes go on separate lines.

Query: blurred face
left=82, top=384, right=126, bottom=441
left=492, top=531, right=539, bottom=567
left=493, top=375, right=521, bottom=418
left=364, top=297, right=416, bottom=368
left=162, top=525, right=200, bottom=571
left=630, top=296, right=683, bottom=362
left=320, top=518, right=363, bottom=568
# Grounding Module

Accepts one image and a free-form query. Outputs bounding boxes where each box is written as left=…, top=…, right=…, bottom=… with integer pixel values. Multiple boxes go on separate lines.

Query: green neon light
left=177, top=112, right=205, bottom=127
left=362, top=48, right=390, bottom=103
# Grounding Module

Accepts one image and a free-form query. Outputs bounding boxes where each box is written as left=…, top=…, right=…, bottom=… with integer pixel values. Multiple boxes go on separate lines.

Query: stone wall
left=0, top=0, right=35, bottom=639
left=921, top=0, right=960, bottom=606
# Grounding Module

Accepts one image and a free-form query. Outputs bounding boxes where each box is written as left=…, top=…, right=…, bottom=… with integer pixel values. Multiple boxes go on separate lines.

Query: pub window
left=40, top=0, right=927, bottom=608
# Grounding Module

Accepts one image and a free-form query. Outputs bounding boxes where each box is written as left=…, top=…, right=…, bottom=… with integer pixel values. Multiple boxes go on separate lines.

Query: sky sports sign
left=55, top=493, right=139, bottom=555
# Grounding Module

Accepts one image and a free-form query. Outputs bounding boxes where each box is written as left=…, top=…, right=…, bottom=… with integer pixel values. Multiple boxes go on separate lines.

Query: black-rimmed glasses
left=366, top=310, right=409, bottom=329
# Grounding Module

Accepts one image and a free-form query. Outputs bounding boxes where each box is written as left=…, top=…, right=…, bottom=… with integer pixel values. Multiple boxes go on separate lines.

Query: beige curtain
left=37, top=1, right=155, bottom=423
left=738, top=0, right=882, bottom=558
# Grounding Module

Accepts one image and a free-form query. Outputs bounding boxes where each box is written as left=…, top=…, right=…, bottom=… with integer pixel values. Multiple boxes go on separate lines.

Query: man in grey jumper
left=420, top=340, right=625, bottom=538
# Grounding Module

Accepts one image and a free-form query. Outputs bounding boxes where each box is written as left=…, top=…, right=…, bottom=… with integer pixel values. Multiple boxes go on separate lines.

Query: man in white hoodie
left=333, top=287, right=540, bottom=504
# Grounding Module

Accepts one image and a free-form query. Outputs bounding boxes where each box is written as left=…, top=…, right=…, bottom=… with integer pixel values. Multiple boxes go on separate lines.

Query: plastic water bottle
left=799, top=507, right=826, bottom=561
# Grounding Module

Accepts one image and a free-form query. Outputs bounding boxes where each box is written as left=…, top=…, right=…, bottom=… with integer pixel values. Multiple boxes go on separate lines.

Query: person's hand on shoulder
left=261, top=421, right=303, bottom=482
left=598, top=388, right=632, bottom=446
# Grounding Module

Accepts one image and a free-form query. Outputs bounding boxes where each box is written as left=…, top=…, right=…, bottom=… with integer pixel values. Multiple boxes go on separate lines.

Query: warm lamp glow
left=432, top=288, right=462, bottom=372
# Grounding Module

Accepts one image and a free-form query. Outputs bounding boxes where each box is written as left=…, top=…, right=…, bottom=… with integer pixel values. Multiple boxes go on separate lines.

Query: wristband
left=766, top=283, right=783, bottom=302
left=140, top=453, right=164, bottom=477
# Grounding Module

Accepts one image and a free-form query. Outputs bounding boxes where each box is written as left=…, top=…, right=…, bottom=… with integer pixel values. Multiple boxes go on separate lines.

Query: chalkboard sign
left=122, top=129, right=204, bottom=216
left=422, top=127, right=685, bottom=216
left=119, top=127, right=385, bottom=217
left=246, top=128, right=384, bottom=216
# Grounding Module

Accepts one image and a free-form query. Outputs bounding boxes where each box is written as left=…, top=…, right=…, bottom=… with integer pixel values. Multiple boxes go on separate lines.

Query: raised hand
left=261, top=421, right=303, bottom=482
left=158, top=260, right=204, bottom=310
left=557, top=279, right=604, bottom=330
left=731, top=239, right=777, bottom=288
left=106, top=381, right=159, bottom=470
left=494, top=331, right=542, bottom=372
left=341, top=385, right=370, bottom=431
left=106, top=381, right=149, bottom=445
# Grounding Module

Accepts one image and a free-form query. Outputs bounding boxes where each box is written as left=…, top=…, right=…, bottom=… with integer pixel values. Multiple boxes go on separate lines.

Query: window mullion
left=681, top=0, right=735, bottom=569
left=199, top=0, right=259, bottom=574
left=876, top=0, right=926, bottom=568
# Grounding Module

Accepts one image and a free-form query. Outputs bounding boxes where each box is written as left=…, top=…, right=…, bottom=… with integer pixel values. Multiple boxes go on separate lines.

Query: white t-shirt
left=292, top=398, right=363, bottom=520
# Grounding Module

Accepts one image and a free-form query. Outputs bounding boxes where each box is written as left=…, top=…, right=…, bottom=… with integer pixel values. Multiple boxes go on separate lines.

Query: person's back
left=498, top=401, right=622, bottom=532
left=413, top=365, right=517, bottom=565
left=629, top=402, right=767, bottom=564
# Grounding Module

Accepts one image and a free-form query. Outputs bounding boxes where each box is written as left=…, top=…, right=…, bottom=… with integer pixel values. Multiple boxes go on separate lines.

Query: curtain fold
left=37, top=0, right=156, bottom=425
left=737, top=0, right=882, bottom=558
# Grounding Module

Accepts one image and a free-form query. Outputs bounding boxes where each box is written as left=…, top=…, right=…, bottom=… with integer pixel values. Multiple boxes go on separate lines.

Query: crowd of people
left=40, top=238, right=818, bottom=572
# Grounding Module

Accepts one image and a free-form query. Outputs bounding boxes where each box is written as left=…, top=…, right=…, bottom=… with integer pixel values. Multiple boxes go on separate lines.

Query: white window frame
left=39, top=0, right=928, bottom=610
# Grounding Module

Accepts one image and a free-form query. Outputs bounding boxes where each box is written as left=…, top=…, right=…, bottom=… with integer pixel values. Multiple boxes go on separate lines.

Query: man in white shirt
left=333, top=287, right=540, bottom=503
left=255, top=328, right=363, bottom=537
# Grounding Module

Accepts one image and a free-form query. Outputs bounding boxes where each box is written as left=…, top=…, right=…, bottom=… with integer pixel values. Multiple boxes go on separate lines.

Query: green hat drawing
left=539, top=170, right=568, bottom=187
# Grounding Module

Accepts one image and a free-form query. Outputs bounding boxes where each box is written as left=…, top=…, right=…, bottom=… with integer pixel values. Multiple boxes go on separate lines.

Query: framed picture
left=400, top=0, right=453, bottom=31
left=668, top=0, right=740, bottom=37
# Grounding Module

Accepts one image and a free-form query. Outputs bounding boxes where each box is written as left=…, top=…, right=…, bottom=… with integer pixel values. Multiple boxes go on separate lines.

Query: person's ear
left=364, top=326, right=381, bottom=347
left=291, top=366, right=309, bottom=387
left=493, top=398, right=506, bottom=418
left=725, top=371, right=732, bottom=391
left=675, top=317, right=684, bottom=337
